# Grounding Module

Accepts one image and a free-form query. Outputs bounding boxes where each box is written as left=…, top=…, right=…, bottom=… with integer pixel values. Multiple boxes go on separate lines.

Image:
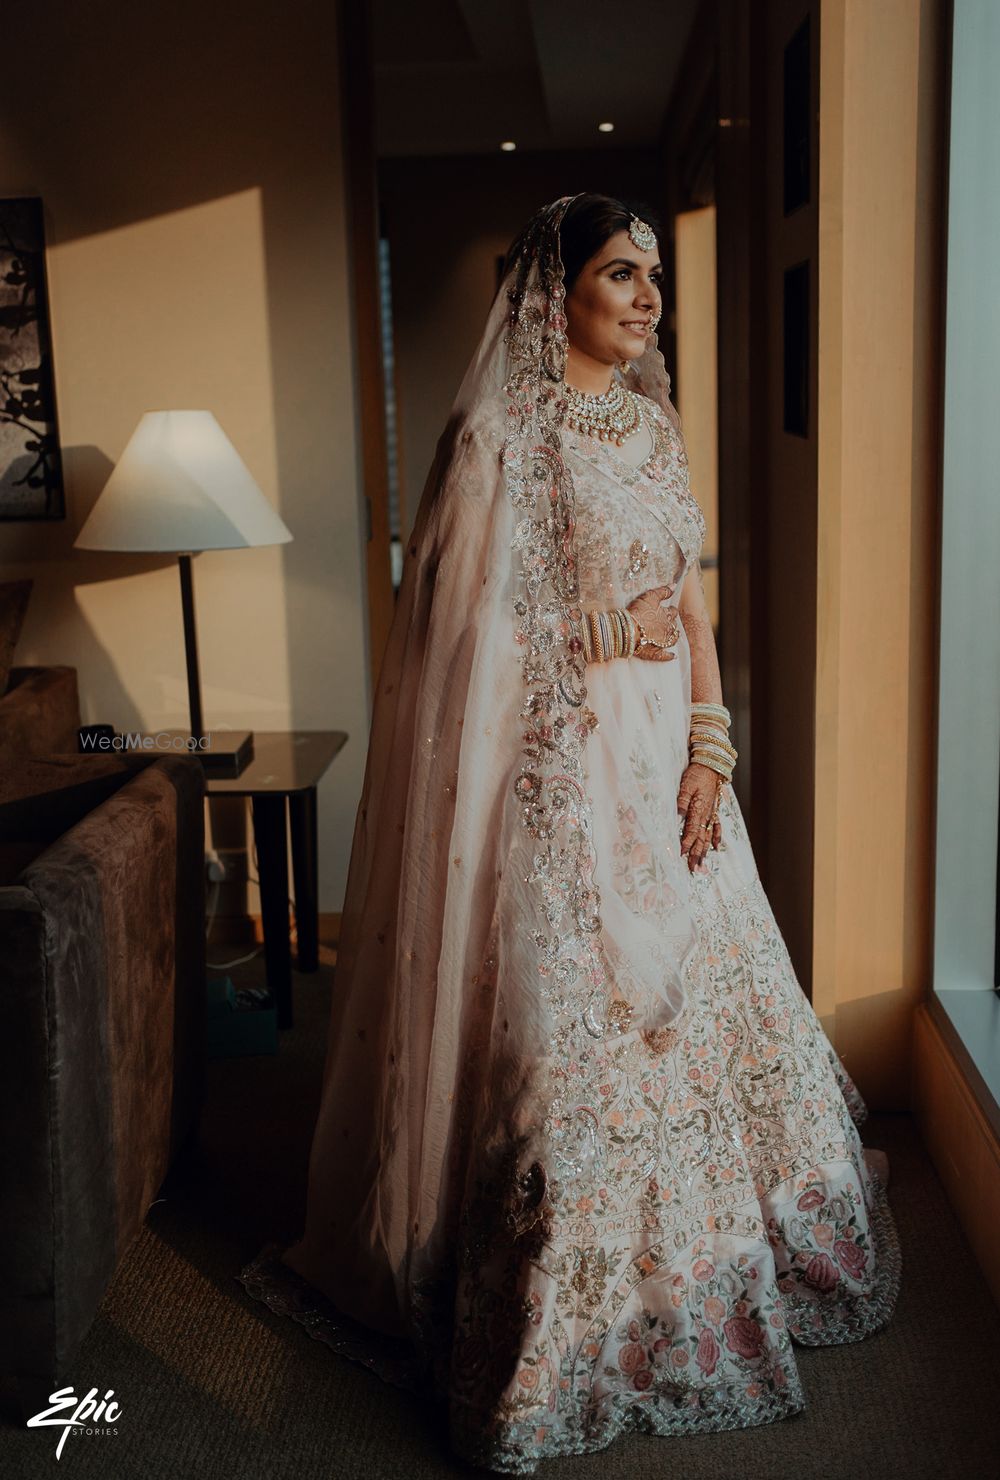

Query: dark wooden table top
left=202, top=729, right=347, bottom=795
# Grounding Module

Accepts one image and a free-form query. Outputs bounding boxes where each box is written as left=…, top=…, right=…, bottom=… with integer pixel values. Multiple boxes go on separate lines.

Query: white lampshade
left=74, top=410, right=293, bottom=552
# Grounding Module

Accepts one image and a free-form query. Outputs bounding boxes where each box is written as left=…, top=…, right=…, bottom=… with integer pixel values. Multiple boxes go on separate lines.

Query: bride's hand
left=627, top=584, right=680, bottom=662
left=677, top=762, right=723, bottom=872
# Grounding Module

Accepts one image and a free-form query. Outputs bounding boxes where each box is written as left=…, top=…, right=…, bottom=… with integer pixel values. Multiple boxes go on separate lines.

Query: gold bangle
left=691, top=704, right=732, bottom=728
left=580, top=613, right=593, bottom=663
left=690, top=734, right=738, bottom=757
left=590, top=609, right=603, bottom=662
left=692, top=745, right=739, bottom=769
left=690, top=754, right=734, bottom=781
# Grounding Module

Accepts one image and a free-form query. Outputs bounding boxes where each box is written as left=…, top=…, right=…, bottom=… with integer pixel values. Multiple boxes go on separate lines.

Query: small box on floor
left=207, top=975, right=277, bottom=1057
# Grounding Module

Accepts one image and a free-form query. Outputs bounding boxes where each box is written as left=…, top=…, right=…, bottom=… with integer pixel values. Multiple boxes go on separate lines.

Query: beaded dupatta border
left=500, top=196, right=618, bottom=1189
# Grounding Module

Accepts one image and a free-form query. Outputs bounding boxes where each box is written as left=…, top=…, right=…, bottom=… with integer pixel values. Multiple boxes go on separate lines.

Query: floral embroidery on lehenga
left=438, top=871, right=899, bottom=1472
left=238, top=386, right=901, bottom=1473
left=611, top=735, right=684, bottom=918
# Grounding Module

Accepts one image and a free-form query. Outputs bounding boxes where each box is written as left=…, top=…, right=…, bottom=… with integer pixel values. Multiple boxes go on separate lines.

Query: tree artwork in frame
left=0, top=196, right=65, bottom=520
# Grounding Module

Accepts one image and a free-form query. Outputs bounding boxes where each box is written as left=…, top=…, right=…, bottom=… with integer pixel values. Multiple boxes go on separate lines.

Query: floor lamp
left=75, top=410, right=293, bottom=775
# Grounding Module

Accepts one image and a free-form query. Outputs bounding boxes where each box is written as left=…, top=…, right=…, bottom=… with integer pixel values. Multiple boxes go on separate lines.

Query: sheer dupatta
left=283, top=195, right=692, bottom=1341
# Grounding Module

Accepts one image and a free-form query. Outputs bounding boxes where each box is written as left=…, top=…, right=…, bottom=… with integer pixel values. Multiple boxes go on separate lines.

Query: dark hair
left=558, top=193, right=662, bottom=292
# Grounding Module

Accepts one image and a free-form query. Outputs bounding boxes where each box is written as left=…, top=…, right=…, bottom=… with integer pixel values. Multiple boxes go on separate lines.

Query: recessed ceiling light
left=598, top=121, right=615, bottom=133
left=500, top=140, right=516, bottom=152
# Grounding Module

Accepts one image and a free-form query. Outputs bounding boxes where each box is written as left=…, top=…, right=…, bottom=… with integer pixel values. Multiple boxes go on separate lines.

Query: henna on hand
left=677, top=762, right=722, bottom=873
left=627, top=583, right=681, bottom=662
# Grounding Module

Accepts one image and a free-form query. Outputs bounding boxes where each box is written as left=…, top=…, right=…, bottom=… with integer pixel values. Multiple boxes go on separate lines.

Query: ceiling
left=372, top=0, right=702, bottom=157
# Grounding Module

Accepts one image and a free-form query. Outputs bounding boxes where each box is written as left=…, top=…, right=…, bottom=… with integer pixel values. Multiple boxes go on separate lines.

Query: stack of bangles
left=689, top=701, right=738, bottom=846
left=573, top=606, right=738, bottom=847
left=576, top=604, right=671, bottom=662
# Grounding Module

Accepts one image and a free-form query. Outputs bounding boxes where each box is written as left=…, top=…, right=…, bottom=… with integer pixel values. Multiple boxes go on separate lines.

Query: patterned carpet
left=3, top=955, right=999, bottom=1479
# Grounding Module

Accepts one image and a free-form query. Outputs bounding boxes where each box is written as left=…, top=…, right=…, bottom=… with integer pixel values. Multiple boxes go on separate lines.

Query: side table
left=204, top=730, right=347, bottom=1029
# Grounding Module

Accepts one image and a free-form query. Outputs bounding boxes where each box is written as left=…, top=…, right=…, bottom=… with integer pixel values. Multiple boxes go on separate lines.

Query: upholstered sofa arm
left=0, top=752, right=206, bottom=1391
left=0, top=666, right=81, bottom=756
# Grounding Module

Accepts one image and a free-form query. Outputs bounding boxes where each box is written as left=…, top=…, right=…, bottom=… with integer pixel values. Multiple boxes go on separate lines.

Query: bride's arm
left=678, top=557, right=723, bottom=705
left=676, top=556, right=726, bottom=870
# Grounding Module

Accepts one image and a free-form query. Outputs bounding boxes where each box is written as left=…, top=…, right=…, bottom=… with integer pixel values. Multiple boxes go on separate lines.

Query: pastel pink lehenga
left=238, top=197, right=901, bottom=1474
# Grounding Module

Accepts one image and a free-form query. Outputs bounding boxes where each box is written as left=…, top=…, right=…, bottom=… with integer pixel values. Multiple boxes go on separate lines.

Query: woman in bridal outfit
left=240, top=192, right=901, bottom=1474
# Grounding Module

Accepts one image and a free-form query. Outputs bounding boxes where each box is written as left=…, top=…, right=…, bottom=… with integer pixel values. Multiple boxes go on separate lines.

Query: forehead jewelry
left=628, top=215, right=657, bottom=252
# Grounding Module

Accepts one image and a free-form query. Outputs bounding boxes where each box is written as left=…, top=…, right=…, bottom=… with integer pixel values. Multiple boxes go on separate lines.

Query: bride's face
left=564, top=229, right=663, bottom=366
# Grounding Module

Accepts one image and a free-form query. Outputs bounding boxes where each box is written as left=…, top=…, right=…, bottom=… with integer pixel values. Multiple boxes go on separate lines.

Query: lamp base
left=146, top=729, right=255, bottom=778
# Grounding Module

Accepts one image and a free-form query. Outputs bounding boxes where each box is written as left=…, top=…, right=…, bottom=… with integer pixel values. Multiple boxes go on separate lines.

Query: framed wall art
left=0, top=196, right=65, bottom=520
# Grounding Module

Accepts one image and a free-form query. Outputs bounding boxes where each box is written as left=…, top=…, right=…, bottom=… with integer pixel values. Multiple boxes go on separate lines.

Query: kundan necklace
left=563, top=378, right=643, bottom=446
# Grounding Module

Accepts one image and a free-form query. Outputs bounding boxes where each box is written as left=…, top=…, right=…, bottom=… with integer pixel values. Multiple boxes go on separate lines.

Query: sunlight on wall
left=60, top=189, right=292, bottom=727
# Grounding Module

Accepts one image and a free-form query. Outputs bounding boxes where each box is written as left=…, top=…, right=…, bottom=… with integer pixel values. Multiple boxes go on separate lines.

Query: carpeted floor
left=3, top=953, right=1000, bottom=1480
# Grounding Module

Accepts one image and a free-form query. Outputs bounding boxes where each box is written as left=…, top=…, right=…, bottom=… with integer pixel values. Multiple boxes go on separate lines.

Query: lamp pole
left=177, top=552, right=204, bottom=741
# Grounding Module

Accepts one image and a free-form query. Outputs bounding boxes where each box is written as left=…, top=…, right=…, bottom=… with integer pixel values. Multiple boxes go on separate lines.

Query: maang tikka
left=628, top=215, right=657, bottom=252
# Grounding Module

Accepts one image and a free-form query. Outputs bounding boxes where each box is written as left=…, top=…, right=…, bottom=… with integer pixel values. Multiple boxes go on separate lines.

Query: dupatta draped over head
left=290, top=193, right=693, bottom=1343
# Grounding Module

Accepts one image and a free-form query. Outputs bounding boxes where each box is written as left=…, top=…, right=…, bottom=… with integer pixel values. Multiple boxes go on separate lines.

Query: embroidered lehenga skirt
left=239, top=398, right=901, bottom=1474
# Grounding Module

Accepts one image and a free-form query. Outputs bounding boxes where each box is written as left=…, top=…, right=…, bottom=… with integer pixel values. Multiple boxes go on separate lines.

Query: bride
left=239, top=192, right=901, bottom=1473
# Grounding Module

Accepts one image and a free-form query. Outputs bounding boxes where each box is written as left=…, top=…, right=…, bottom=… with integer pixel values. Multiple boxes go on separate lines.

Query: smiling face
left=563, top=228, right=663, bottom=385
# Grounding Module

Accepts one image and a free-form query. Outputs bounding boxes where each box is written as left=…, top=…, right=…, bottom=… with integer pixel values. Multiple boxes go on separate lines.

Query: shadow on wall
left=0, top=443, right=174, bottom=733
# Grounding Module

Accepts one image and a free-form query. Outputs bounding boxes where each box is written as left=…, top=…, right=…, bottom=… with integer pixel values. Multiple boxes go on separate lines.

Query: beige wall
left=0, top=0, right=368, bottom=912
left=814, top=0, right=945, bottom=1103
